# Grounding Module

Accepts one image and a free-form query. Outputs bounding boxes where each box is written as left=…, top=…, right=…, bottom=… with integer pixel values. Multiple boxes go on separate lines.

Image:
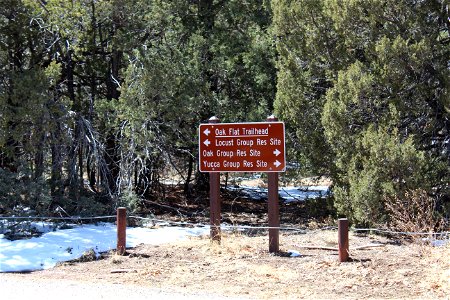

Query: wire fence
left=0, top=215, right=116, bottom=221
left=1, top=214, right=449, bottom=238
left=352, top=227, right=450, bottom=237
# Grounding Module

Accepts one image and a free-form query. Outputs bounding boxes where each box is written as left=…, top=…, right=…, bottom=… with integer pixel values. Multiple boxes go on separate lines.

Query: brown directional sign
left=199, top=122, right=286, bottom=172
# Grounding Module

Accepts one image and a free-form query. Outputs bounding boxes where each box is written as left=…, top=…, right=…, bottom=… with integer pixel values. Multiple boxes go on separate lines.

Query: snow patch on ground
left=227, top=185, right=330, bottom=202
left=0, top=223, right=209, bottom=272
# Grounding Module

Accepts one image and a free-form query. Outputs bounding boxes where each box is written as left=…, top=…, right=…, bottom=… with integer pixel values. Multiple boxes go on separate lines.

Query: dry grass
left=385, top=189, right=445, bottom=237
left=7, top=230, right=449, bottom=299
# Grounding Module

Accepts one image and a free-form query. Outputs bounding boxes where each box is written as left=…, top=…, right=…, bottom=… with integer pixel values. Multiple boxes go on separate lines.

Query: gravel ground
left=0, top=275, right=248, bottom=300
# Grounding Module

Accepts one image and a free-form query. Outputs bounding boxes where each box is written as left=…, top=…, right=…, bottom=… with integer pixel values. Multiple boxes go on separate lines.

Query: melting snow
left=0, top=184, right=331, bottom=272
left=0, top=223, right=209, bottom=272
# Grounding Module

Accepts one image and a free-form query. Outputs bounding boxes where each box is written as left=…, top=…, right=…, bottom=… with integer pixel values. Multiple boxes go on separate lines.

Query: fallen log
left=110, top=269, right=137, bottom=274
left=293, top=244, right=338, bottom=251
left=143, top=199, right=195, bottom=216
left=293, top=243, right=386, bottom=251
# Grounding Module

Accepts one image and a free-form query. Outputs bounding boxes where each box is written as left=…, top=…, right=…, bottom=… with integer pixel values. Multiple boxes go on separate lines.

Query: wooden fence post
left=267, top=115, right=280, bottom=253
left=338, top=218, right=349, bottom=262
left=117, top=207, right=127, bottom=255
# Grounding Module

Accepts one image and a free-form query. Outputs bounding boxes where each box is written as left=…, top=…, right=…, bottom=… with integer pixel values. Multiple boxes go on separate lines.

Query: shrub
left=118, top=189, right=141, bottom=214
left=385, top=189, right=444, bottom=234
left=0, top=167, right=52, bottom=216
left=330, top=126, right=432, bottom=225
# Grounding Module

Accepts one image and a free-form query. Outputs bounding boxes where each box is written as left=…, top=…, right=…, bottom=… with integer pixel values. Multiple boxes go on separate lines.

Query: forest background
left=0, top=0, right=448, bottom=227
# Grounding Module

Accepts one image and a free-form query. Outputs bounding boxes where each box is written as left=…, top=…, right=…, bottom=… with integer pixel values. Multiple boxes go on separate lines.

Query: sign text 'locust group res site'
left=198, top=121, right=286, bottom=172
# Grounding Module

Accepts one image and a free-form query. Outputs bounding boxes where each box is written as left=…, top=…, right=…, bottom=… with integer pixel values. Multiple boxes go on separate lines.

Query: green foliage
left=272, top=0, right=337, bottom=174
left=118, top=189, right=141, bottom=214
left=0, top=167, right=52, bottom=215
left=116, top=0, right=276, bottom=195
left=304, top=196, right=336, bottom=220
left=273, top=0, right=449, bottom=225
left=0, top=0, right=276, bottom=216
left=73, top=196, right=109, bottom=217
left=331, top=126, right=430, bottom=224
left=0, top=168, right=22, bottom=210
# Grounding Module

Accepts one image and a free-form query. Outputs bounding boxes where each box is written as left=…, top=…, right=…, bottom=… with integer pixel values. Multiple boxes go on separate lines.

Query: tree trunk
left=184, top=151, right=194, bottom=197
left=87, top=154, right=97, bottom=191
left=50, top=125, right=64, bottom=201
left=34, top=129, right=45, bottom=179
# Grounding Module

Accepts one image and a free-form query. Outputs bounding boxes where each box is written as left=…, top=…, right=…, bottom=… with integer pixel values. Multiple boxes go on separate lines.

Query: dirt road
left=0, top=275, right=246, bottom=300
left=1, top=232, right=448, bottom=300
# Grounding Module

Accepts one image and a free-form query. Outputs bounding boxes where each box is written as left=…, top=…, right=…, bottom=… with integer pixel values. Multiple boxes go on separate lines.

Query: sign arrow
left=274, top=160, right=281, bottom=168
left=203, top=128, right=211, bottom=136
left=273, top=149, right=281, bottom=156
left=203, top=139, right=211, bottom=147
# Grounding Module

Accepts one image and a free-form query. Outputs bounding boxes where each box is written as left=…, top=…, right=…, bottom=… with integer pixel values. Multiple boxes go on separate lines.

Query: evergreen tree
left=118, top=0, right=276, bottom=196
left=0, top=0, right=276, bottom=215
left=273, top=0, right=449, bottom=224
left=0, top=0, right=56, bottom=212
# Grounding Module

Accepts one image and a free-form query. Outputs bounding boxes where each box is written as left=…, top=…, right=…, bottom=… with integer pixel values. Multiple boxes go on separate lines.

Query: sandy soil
left=5, top=230, right=449, bottom=300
